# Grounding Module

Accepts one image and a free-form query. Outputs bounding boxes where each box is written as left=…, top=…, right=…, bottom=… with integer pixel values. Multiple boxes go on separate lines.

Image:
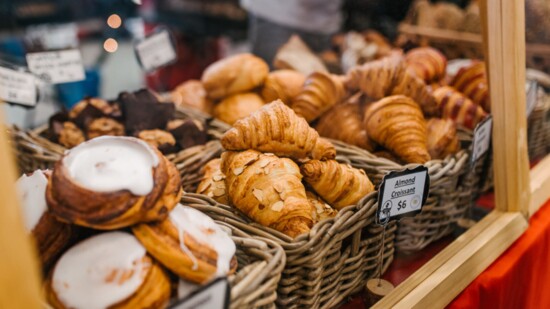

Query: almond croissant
left=221, top=100, right=336, bottom=160
left=364, top=95, right=431, bottom=164
left=196, top=158, right=229, bottom=204
left=426, top=118, right=460, bottom=159
left=301, top=160, right=374, bottom=210
left=432, top=86, right=488, bottom=130
left=221, top=150, right=314, bottom=238
left=292, top=72, right=346, bottom=122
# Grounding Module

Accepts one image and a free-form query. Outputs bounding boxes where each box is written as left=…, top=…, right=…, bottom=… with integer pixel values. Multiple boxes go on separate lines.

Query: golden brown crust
left=87, top=117, right=125, bottom=139
left=69, top=98, right=115, bottom=119
left=201, top=53, right=269, bottom=100
left=364, top=95, right=431, bottom=164
left=450, top=62, right=490, bottom=112
left=306, top=191, right=338, bottom=222
left=261, top=70, right=306, bottom=105
left=213, top=92, right=265, bottom=125
left=221, top=100, right=336, bottom=160
left=32, top=211, right=72, bottom=267
left=196, top=159, right=229, bottom=205
left=432, top=86, right=488, bottom=130
left=221, top=150, right=313, bottom=238
left=138, top=129, right=176, bottom=148
left=426, top=118, right=460, bottom=159
left=273, top=35, right=328, bottom=76
left=405, top=47, right=447, bottom=83
left=58, top=122, right=85, bottom=148
left=170, top=80, right=214, bottom=114
left=292, top=72, right=346, bottom=122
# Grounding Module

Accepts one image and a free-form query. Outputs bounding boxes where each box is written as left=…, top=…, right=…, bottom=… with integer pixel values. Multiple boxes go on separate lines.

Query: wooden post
left=0, top=110, right=43, bottom=308
left=480, top=0, right=530, bottom=214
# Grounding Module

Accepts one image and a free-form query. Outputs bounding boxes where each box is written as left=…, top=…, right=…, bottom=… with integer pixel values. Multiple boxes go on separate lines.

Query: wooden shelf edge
left=529, top=155, right=550, bottom=217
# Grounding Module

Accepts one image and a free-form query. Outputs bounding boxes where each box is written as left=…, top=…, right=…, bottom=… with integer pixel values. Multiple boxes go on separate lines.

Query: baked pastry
left=69, top=98, right=118, bottom=120
left=45, top=232, right=171, bottom=309
left=16, top=170, right=72, bottom=267
left=221, top=100, right=336, bottom=160
left=261, top=70, right=306, bottom=105
left=450, top=62, right=490, bottom=112
left=301, top=160, right=374, bottom=210
left=307, top=191, right=338, bottom=222
left=213, top=92, right=265, bottom=125
left=273, top=35, right=328, bottom=76
left=426, top=118, right=460, bottom=159
left=316, top=97, right=375, bottom=151
left=196, top=159, right=229, bottom=205
left=118, top=89, right=175, bottom=135
left=432, top=86, right=488, bottom=129
left=167, top=119, right=209, bottom=150
left=138, top=129, right=177, bottom=154
left=364, top=95, right=431, bottom=164
left=87, top=117, right=125, bottom=139
left=391, top=68, right=439, bottom=116
left=170, top=80, right=214, bottom=114
left=58, top=122, right=85, bottom=149
left=405, top=47, right=447, bottom=83
left=221, top=150, right=314, bottom=238
left=292, top=72, right=346, bottom=122
left=201, top=53, right=269, bottom=100
left=46, top=136, right=182, bottom=229
left=133, top=204, right=237, bottom=283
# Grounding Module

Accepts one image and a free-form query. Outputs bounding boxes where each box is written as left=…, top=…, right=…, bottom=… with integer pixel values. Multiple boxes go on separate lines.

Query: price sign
left=471, top=115, right=493, bottom=164
left=0, top=66, right=37, bottom=106
left=526, top=80, right=538, bottom=118
left=135, top=29, right=177, bottom=72
left=170, top=277, right=229, bottom=309
left=377, top=166, right=430, bottom=224
left=26, top=49, right=85, bottom=84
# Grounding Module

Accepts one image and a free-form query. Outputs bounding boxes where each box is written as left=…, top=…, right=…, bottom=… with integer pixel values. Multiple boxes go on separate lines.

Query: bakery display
left=292, top=71, right=346, bottom=122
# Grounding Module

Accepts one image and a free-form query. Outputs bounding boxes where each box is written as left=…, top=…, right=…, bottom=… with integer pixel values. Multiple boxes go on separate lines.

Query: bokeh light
left=103, top=38, right=118, bottom=53
left=107, top=14, right=122, bottom=29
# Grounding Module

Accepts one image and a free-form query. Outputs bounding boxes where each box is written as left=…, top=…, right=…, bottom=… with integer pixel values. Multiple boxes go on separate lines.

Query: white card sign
left=0, top=66, right=37, bottom=106
left=471, top=115, right=493, bottom=164
left=135, top=30, right=177, bottom=72
left=377, top=166, right=430, bottom=224
left=170, top=277, right=229, bottom=309
left=26, top=49, right=85, bottom=84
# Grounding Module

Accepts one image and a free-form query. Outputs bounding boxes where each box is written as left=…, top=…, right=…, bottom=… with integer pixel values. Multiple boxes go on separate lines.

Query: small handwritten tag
left=526, top=80, right=538, bottom=118
left=26, top=49, right=85, bottom=84
left=471, top=115, right=493, bottom=164
left=377, top=166, right=430, bottom=224
left=170, top=277, right=229, bottom=309
left=135, top=30, right=177, bottom=72
left=0, top=66, right=37, bottom=106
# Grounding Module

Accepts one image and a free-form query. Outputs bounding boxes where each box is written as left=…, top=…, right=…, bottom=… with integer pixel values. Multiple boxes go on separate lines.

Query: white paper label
left=377, top=166, right=429, bottom=224
left=471, top=116, right=493, bottom=163
left=171, top=278, right=229, bottom=309
left=526, top=80, right=538, bottom=118
left=135, top=30, right=177, bottom=71
left=0, top=67, right=37, bottom=106
left=26, top=49, right=85, bottom=84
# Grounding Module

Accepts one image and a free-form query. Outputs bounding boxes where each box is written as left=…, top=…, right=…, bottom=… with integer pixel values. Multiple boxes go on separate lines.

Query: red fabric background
left=448, top=199, right=550, bottom=309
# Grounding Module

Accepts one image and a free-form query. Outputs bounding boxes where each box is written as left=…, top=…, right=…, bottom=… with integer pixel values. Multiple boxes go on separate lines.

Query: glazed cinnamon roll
left=133, top=204, right=237, bottom=284
left=46, top=136, right=182, bottom=230
left=45, top=232, right=171, bottom=309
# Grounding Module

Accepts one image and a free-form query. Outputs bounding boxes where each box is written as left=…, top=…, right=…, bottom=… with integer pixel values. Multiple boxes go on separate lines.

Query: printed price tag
left=377, top=166, right=430, bottom=224
left=26, top=49, right=85, bottom=84
left=471, top=115, right=493, bottom=164
left=135, top=29, right=177, bottom=72
left=526, top=80, right=538, bottom=118
left=170, top=277, right=229, bottom=309
left=0, top=66, right=37, bottom=106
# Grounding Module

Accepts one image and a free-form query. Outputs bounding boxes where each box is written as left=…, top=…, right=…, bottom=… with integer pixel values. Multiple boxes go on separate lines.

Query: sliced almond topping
left=207, top=191, right=214, bottom=198
left=213, top=174, right=223, bottom=182
left=255, top=169, right=262, bottom=174
left=233, top=166, right=244, bottom=175
left=252, top=188, right=264, bottom=202
left=273, top=183, right=284, bottom=193
left=198, top=182, right=211, bottom=193
left=214, top=188, right=225, bottom=197
left=259, top=158, right=270, bottom=168
left=264, top=153, right=275, bottom=156
left=271, top=201, right=284, bottom=212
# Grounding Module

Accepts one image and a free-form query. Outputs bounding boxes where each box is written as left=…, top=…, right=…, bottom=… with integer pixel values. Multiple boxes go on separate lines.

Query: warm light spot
left=103, top=38, right=118, bottom=53
left=107, top=14, right=122, bottom=29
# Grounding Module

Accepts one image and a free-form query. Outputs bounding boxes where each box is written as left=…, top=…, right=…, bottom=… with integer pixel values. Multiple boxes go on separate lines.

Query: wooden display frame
left=0, top=1, right=549, bottom=308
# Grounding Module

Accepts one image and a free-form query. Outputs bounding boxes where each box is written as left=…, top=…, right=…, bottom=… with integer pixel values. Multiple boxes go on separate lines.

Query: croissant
left=273, top=34, right=328, bottom=76
left=221, top=150, right=314, bottom=238
left=301, top=160, right=374, bottom=210
left=364, top=95, right=431, bottom=164
left=292, top=72, right=346, bottom=122
left=201, top=53, right=269, bottom=100
left=450, top=62, right=490, bottom=112
left=432, top=86, right=488, bottom=129
left=316, top=96, right=375, bottom=151
left=261, top=70, right=306, bottom=105
left=306, top=191, right=338, bottom=222
left=405, top=47, right=447, bottom=83
left=133, top=204, right=237, bottom=283
left=391, top=69, right=439, bottom=116
left=221, top=100, right=336, bottom=160
left=196, top=158, right=229, bottom=205
left=46, top=136, right=182, bottom=229
left=170, top=80, right=214, bottom=115
left=213, top=92, right=265, bottom=125
left=45, top=232, right=171, bottom=309
left=426, top=118, right=460, bottom=159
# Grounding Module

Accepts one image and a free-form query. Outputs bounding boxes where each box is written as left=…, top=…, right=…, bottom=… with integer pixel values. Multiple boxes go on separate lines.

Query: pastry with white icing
left=46, top=136, right=183, bottom=230
left=16, top=170, right=72, bottom=267
left=133, top=204, right=237, bottom=284
left=45, top=232, right=171, bottom=309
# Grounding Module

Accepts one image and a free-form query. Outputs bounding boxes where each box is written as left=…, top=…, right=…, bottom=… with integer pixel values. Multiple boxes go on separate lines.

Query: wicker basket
left=176, top=141, right=395, bottom=309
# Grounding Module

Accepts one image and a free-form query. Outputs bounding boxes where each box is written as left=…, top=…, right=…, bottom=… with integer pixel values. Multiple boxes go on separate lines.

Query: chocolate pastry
left=168, top=119, right=208, bottom=150
left=117, top=89, right=175, bottom=135
left=138, top=129, right=178, bottom=154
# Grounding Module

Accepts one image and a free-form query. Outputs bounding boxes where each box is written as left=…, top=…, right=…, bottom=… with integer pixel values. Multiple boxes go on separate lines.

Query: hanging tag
left=170, top=277, right=229, bottom=309
left=526, top=80, right=538, bottom=118
left=376, top=166, right=430, bottom=224
left=470, top=115, right=493, bottom=164
left=26, top=49, right=85, bottom=84
left=135, top=29, right=177, bottom=72
left=0, top=66, right=37, bottom=106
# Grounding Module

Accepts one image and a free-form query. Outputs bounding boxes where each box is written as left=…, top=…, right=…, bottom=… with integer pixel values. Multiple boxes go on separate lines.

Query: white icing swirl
left=16, top=170, right=48, bottom=231
left=52, top=232, right=148, bottom=309
left=169, top=204, right=236, bottom=277
left=63, top=136, right=159, bottom=196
